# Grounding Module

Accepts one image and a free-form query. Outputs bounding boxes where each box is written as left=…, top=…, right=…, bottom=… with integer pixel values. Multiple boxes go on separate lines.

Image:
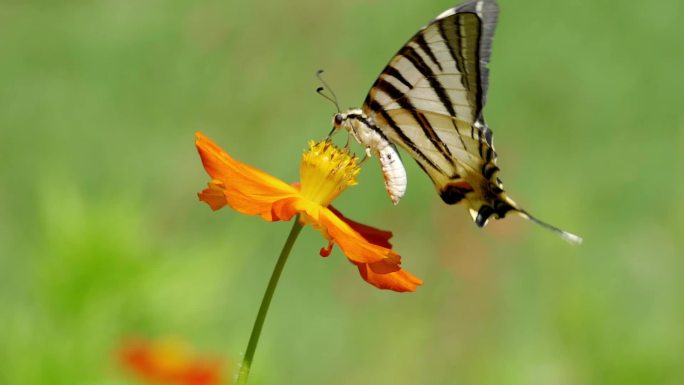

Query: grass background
left=1, top=0, right=682, bottom=384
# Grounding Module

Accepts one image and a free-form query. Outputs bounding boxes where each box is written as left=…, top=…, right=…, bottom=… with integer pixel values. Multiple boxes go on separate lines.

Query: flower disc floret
left=299, top=140, right=360, bottom=207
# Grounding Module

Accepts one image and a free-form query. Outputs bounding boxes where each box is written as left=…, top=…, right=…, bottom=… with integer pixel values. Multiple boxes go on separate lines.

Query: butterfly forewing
left=362, top=0, right=499, bottom=207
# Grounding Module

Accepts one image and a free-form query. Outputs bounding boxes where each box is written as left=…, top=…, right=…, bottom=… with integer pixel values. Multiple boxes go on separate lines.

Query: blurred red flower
left=119, top=337, right=225, bottom=385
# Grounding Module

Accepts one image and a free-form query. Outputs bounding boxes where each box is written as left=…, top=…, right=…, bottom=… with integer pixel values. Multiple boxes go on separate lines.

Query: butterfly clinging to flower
left=325, top=0, right=582, bottom=244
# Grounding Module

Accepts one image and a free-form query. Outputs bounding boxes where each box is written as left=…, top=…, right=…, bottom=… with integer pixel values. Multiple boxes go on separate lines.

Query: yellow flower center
left=299, top=140, right=360, bottom=207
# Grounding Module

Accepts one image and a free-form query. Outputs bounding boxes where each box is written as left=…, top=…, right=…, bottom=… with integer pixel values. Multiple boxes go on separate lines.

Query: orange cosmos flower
left=119, top=337, right=224, bottom=385
left=195, top=132, right=421, bottom=292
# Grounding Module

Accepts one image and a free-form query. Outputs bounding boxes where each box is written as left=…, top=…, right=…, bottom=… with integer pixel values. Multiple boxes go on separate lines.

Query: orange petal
left=328, top=206, right=393, bottom=249
left=356, top=262, right=423, bottom=292
left=199, top=181, right=298, bottom=221
left=316, top=206, right=400, bottom=266
left=270, top=196, right=304, bottom=221
left=198, top=180, right=227, bottom=211
left=196, top=132, right=295, bottom=193
left=317, top=207, right=422, bottom=292
left=196, top=132, right=299, bottom=221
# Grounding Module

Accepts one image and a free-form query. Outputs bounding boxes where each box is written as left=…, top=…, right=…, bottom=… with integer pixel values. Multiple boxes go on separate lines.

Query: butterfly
left=325, top=0, right=581, bottom=244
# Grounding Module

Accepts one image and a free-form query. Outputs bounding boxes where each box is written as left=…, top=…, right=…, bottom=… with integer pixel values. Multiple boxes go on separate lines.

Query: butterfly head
left=329, top=108, right=374, bottom=149
left=330, top=108, right=365, bottom=134
left=328, top=111, right=350, bottom=137
left=333, top=113, right=345, bottom=128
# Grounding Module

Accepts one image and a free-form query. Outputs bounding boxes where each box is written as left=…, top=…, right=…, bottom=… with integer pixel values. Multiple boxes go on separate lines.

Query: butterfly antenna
left=316, top=69, right=341, bottom=113
left=316, top=87, right=339, bottom=112
left=517, top=209, right=583, bottom=245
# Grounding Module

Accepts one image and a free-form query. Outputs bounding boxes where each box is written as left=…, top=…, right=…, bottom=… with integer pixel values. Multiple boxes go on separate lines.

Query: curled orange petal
left=198, top=180, right=228, bottom=211
left=322, top=207, right=422, bottom=292
left=316, top=206, right=399, bottom=266
left=328, top=206, right=393, bottom=249
left=356, top=262, right=423, bottom=292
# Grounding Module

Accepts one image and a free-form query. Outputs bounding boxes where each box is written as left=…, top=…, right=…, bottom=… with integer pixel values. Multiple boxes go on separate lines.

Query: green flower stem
left=235, top=215, right=304, bottom=385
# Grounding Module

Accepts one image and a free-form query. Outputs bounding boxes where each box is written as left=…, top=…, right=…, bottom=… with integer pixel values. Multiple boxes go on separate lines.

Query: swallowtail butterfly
left=328, top=0, right=581, bottom=244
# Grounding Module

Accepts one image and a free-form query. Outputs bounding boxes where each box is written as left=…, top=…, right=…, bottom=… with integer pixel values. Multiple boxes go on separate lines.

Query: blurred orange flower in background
left=195, top=132, right=421, bottom=292
left=119, top=337, right=225, bottom=385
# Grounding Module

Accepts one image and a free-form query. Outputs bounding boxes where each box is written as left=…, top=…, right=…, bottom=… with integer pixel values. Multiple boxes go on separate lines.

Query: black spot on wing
left=493, top=199, right=515, bottom=219
left=475, top=205, right=494, bottom=227
left=440, top=182, right=474, bottom=205
left=483, top=164, right=499, bottom=180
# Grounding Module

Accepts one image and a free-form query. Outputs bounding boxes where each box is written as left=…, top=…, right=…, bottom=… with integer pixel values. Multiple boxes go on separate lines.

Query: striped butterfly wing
left=356, top=0, right=582, bottom=244
left=362, top=0, right=501, bottom=218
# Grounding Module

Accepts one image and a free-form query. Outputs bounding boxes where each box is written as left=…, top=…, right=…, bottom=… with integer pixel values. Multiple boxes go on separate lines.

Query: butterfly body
left=330, top=0, right=582, bottom=244
left=334, top=109, right=407, bottom=204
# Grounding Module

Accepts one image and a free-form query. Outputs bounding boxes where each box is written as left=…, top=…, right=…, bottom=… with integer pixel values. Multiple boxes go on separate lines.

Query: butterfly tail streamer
left=474, top=193, right=583, bottom=245
left=516, top=208, right=583, bottom=245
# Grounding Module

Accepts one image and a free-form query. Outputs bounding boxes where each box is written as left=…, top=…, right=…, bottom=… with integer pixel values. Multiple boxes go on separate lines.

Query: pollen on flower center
left=299, top=140, right=360, bottom=207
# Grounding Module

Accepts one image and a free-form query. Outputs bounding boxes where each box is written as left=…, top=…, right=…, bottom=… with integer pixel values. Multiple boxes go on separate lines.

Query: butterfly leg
left=357, top=147, right=373, bottom=166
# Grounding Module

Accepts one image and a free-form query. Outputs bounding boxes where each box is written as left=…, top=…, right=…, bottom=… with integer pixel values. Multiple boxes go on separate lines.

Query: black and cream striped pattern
left=334, top=0, right=582, bottom=244
left=362, top=0, right=501, bottom=217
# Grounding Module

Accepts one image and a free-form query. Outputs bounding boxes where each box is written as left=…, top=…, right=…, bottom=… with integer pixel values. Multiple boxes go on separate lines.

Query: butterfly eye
left=334, top=114, right=344, bottom=126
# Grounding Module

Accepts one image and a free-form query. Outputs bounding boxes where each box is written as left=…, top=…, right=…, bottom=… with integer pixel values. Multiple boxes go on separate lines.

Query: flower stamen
left=299, top=140, right=360, bottom=207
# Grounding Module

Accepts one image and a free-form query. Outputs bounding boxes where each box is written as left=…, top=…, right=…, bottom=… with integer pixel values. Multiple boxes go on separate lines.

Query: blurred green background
left=1, top=0, right=682, bottom=384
